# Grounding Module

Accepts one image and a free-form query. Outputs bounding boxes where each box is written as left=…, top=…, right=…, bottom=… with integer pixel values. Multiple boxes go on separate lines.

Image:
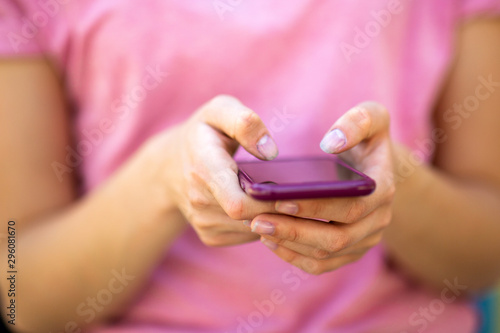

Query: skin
left=384, top=18, right=500, bottom=290
left=0, top=18, right=499, bottom=332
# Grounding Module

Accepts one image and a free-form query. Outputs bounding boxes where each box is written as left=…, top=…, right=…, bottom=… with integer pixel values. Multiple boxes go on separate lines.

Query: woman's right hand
left=148, top=95, right=279, bottom=246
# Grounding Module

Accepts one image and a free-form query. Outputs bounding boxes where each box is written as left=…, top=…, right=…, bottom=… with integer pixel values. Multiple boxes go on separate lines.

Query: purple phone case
left=237, top=156, right=376, bottom=201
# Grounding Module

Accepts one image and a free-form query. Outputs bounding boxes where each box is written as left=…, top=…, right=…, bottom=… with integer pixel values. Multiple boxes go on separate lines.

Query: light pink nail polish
left=261, top=238, right=278, bottom=251
left=320, top=129, right=346, bottom=154
left=243, top=220, right=251, bottom=227
left=276, top=201, right=299, bottom=215
left=251, top=220, right=275, bottom=235
left=257, top=135, right=279, bottom=160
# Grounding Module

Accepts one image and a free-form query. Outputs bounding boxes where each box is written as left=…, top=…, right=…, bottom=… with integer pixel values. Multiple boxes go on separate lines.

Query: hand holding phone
left=242, top=102, right=395, bottom=276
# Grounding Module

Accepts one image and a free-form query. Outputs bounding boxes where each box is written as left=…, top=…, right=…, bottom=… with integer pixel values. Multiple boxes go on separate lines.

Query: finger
left=274, top=188, right=393, bottom=223
left=260, top=230, right=383, bottom=260
left=274, top=196, right=371, bottom=224
left=196, top=95, right=279, bottom=160
left=190, top=208, right=256, bottom=235
left=189, top=124, right=277, bottom=220
left=259, top=242, right=364, bottom=275
left=193, top=214, right=260, bottom=247
left=207, top=165, right=277, bottom=221
left=184, top=182, right=262, bottom=246
left=320, top=101, right=390, bottom=154
left=197, top=230, right=260, bottom=247
left=328, top=231, right=383, bottom=257
left=250, top=212, right=383, bottom=253
left=203, top=152, right=277, bottom=220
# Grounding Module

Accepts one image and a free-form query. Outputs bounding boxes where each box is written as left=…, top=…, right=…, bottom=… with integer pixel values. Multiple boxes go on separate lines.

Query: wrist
left=114, top=133, right=188, bottom=235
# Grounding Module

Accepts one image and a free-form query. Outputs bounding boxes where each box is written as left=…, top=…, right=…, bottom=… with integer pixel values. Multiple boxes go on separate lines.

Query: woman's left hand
left=249, top=102, right=396, bottom=274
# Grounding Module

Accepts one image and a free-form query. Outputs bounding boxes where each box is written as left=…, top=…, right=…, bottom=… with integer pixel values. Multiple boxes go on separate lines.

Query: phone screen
left=238, top=158, right=363, bottom=185
left=237, top=157, right=375, bottom=200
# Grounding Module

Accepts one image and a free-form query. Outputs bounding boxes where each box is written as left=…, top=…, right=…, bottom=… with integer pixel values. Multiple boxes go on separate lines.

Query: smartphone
left=237, top=156, right=375, bottom=201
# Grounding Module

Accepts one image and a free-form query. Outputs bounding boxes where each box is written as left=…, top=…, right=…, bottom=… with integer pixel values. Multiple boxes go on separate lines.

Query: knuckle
left=185, top=165, right=207, bottom=185
left=186, top=189, right=211, bottom=209
left=280, top=248, right=299, bottom=264
left=311, top=248, right=331, bottom=260
left=199, top=234, right=225, bottom=247
left=344, top=200, right=366, bottom=223
left=335, top=232, right=351, bottom=250
left=307, top=202, right=323, bottom=219
left=364, top=101, right=391, bottom=128
left=308, top=267, right=324, bottom=276
left=271, top=237, right=287, bottom=247
left=235, top=108, right=260, bottom=135
left=301, top=260, right=324, bottom=275
left=326, top=232, right=350, bottom=252
left=369, top=233, right=384, bottom=247
left=350, top=106, right=372, bottom=133
left=191, top=216, right=214, bottom=231
left=285, top=226, right=301, bottom=243
left=224, top=199, right=246, bottom=220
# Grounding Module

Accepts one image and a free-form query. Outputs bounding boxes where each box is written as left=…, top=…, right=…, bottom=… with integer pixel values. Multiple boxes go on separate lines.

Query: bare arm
left=384, top=18, right=500, bottom=292
left=0, top=58, right=188, bottom=331
left=0, top=58, right=282, bottom=332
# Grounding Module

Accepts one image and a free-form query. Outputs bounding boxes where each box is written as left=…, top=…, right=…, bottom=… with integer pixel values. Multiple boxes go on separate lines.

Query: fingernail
left=257, top=134, right=279, bottom=160
left=261, top=238, right=278, bottom=251
left=276, top=201, right=298, bottom=215
left=251, top=220, right=275, bottom=235
left=243, top=220, right=251, bottom=227
left=320, top=129, right=346, bottom=154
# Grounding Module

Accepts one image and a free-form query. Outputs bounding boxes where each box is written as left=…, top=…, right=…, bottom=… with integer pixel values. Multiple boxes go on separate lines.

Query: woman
left=1, top=0, right=500, bottom=332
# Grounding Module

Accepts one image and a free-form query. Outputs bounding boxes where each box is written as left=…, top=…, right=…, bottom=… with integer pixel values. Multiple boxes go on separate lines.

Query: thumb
left=197, top=95, right=279, bottom=161
left=320, top=102, right=390, bottom=154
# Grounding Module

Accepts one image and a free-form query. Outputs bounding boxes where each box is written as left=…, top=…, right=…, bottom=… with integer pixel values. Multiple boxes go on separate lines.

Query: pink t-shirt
left=2, top=0, right=500, bottom=332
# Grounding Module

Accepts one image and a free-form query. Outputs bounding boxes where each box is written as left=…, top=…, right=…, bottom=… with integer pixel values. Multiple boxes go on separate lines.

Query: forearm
left=0, top=141, right=187, bottom=332
left=383, top=147, right=500, bottom=293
